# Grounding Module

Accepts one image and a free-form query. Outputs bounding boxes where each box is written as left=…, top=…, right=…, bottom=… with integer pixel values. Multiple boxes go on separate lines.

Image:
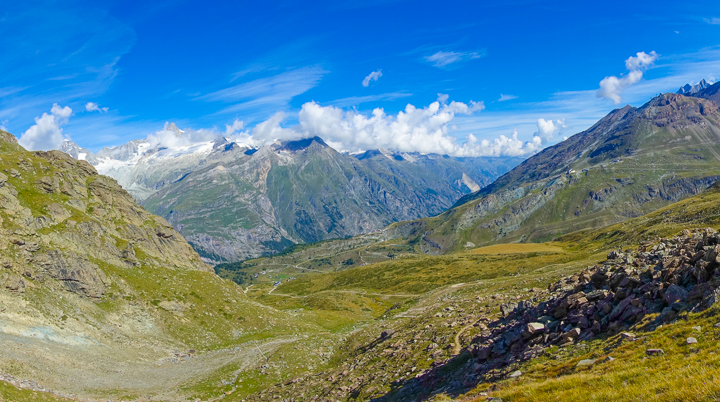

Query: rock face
left=390, top=93, right=720, bottom=254
left=62, top=134, right=521, bottom=262
left=0, top=130, right=210, bottom=298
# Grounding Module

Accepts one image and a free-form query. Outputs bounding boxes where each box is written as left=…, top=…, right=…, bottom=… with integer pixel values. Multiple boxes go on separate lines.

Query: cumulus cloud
left=535, top=118, right=566, bottom=140
left=294, top=98, right=534, bottom=157
left=362, top=70, right=382, bottom=87
left=597, top=51, right=658, bottom=105
left=85, top=102, right=109, bottom=112
left=156, top=97, right=545, bottom=158
left=224, top=119, right=244, bottom=136
left=461, top=131, right=543, bottom=157
left=251, top=112, right=299, bottom=143
left=425, top=51, right=483, bottom=68
left=18, top=104, right=72, bottom=151
left=498, top=94, right=518, bottom=102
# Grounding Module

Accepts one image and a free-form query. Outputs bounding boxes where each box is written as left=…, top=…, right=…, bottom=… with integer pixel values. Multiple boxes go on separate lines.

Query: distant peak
left=164, top=122, right=184, bottom=136
left=677, top=78, right=713, bottom=95
left=278, top=136, right=328, bottom=152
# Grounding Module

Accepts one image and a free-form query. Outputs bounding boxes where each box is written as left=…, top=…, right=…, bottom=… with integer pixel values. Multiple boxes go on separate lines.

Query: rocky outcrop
left=0, top=133, right=211, bottom=299
left=33, top=251, right=108, bottom=298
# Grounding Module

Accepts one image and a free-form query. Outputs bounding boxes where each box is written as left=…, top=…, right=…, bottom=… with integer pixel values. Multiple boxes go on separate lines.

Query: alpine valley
left=7, top=79, right=720, bottom=402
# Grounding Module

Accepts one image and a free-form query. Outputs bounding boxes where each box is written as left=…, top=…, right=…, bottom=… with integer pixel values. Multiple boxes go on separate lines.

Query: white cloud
left=125, top=95, right=548, bottom=158
left=18, top=104, right=73, bottom=151
left=224, top=119, right=244, bottom=136
left=535, top=118, right=566, bottom=140
left=597, top=51, right=658, bottom=105
left=425, top=51, right=483, bottom=68
left=0, top=120, right=7, bottom=132
left=704, top=17, right=720, bottom=25
left=251, top=112, right=298, bottom=143
left=362, top=70, right=382, bottom=87
left=85, top=102, right=108, bottom=112
left=292, top=98, right=536, bottom=157
left=498, top=94, right=518, bottom=102
left=462, top=131, right=543, bottom=157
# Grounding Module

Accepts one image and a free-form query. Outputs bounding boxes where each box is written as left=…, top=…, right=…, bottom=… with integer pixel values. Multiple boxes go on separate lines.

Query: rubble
left=465, top=228, right=720, bottom=373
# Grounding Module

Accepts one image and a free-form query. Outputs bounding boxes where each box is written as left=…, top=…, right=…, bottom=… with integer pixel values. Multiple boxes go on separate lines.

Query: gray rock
left=687, top=337, right=698, bottom=344
left=508, top=370, right=522, bottom=378
left=576, top=359, right=596, bottom=367
left=500, top=302, right=518, bottom=317
left=33, top=251, right=108, bottom=298
left=646, top=349, right=665, bottom=356
left=561, top=328, right=581, bottom=342
left=523, top=322, right=545, bottom=338
left=664, top=284, right=688, bottom=305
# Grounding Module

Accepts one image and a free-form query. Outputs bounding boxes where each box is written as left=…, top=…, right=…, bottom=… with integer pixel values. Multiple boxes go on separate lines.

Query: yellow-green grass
left=460, top=307, right=720, bottom=402
left=469, top=243, right=565, bottom=255
left=0, top=381, right=71, bottom=402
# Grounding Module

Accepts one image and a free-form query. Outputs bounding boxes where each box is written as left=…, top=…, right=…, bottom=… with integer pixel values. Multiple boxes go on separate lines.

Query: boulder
left=500, top=302, right=518, bottom=317
left=561, top=328, right=581, bottom=343
left=523, top=322, right=545, bottom=339
left=576, top=359, right=596, bottom=368
left=664, top=284, right=688, bottom=305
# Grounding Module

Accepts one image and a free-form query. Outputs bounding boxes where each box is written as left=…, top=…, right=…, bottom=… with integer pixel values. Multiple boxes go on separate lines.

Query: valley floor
left=7, top=185, right=720, bottom=401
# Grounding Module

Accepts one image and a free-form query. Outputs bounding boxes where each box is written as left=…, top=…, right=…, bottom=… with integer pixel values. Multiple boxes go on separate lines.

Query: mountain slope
left=393, top=92, right=720, bottom=254
left=0, top=129, right=338, bottom=401
left=65, top=134, right=520, bottom=261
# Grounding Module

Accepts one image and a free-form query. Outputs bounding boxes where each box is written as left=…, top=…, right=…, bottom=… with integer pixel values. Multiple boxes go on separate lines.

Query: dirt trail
left=0, top=331, right=297, bottom=401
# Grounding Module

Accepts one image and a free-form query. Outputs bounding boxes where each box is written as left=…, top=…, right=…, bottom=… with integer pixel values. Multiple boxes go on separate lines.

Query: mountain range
left=384, top=90, right=720, bottom=254
left=61, top=131, right=521, bottom=261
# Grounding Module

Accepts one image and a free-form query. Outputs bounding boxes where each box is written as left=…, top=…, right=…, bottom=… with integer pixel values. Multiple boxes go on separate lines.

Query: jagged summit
left=59, top=139, right=98, bottom=164
left=692, top=80, right=720, bottom=104
left=164, top=122, right=184, bottom=135
left=677, top=78, right=713, bottom=95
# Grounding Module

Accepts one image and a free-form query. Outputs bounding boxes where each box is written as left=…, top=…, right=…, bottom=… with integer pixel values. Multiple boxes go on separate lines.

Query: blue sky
left=2, top=0, right=720, bottom=156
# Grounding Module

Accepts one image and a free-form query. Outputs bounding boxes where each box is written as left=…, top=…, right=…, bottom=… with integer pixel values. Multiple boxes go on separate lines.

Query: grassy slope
left=0, top=132, right=373, bottom=401
left=229, top=182, right=720, bottom=401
